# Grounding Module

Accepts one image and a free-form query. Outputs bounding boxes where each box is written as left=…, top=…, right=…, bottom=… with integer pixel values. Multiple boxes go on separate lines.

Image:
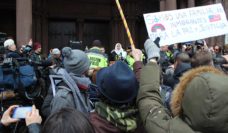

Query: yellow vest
left=166, top=51, right=173, bottom=59
left=126, top=55, right=135, bottom=70
left=126, top=54, right=145, bottom=70
left=87, top=53, right=108, bottom=68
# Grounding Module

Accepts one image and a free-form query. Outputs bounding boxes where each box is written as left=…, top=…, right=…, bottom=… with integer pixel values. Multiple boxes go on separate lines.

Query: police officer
left=86, top=40, right=108, bottom=68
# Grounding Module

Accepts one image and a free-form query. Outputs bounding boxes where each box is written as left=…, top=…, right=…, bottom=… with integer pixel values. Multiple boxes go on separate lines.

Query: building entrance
left=48, top=21, right=76, bottom=50
left=83, top=21, right=110, bottom=51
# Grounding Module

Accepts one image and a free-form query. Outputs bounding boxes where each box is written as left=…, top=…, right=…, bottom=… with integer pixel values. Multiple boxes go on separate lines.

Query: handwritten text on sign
left=144, top=4, right=228, bottom=46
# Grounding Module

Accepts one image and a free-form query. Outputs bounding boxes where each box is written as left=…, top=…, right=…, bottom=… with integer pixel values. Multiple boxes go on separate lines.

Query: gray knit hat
left=62, top=47, right=90, bottom=75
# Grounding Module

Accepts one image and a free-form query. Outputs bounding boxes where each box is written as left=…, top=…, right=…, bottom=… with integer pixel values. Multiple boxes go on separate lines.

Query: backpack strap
left=49, top=75, right=64, bottom=96
left=56, top=85, right=72, bottom=97
left=49, top=69, right=92, bottom=113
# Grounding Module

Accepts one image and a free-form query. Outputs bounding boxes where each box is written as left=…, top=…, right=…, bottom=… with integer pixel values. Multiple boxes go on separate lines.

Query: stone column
left=202, top=0, right=214, bottom=5
left=166, top=0, right=177, bottom=10
left=16, top=0, right=32, bottom=47
left=188, top=0, right=195, bottom=7
left=160, top=0, right=166, bottom=11
left=209, top=0, right=215, bottom=4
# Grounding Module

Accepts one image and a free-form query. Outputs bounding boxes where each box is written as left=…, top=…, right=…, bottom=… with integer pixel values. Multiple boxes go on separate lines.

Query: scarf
left=95, top=102, right=138, bottom=132
left=51, top=68, right=92, bottom=113
left=115, top=49, right=124, bottom=56
left=114, top=43, right=124, bottom=55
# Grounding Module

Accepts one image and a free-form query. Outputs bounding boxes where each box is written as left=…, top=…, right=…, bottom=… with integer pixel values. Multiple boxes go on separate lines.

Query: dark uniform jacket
left=6, top=50, right=21, bottom=58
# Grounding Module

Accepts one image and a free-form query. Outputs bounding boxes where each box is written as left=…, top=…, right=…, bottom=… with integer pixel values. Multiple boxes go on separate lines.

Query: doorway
left=48, top=20, right=110, bottom=53
left=48, top=21, right=77, bottom=50
left=83, top=21, right=110, bottom=52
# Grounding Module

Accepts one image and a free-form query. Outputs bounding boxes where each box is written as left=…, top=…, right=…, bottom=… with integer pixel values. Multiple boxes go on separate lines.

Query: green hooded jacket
left=137, top=62, right=228, bottom=133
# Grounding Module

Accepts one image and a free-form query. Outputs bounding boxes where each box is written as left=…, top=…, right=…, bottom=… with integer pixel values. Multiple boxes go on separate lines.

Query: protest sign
left=144, top=4, right=228, bottom=46
left=225, top=34, right=228, bottom=45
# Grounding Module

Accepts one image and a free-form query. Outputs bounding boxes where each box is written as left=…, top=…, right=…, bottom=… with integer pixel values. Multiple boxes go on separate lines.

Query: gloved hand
left=132, top=49, right=142, bottom=62
left=144, top=38, right=160, bottom=61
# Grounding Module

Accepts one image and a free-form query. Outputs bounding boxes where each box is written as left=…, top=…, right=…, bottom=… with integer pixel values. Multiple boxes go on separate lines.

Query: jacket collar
left=171, top=66, right=223, bottom=117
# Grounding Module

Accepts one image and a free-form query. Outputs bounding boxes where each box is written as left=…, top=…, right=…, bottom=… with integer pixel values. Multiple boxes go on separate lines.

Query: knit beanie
left=92, top=40, right=102, bottom=47
left=4, top=39, right=15, bottom=48
left=52, top=48, right=60, bottom=55
left=33, top=42, right=41, bottom=50
left=62, top=47, right=90, bottom=75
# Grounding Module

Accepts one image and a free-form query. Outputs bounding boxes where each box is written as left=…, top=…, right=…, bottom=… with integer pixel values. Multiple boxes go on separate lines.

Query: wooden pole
left=115, top=0, right=135, bottom=49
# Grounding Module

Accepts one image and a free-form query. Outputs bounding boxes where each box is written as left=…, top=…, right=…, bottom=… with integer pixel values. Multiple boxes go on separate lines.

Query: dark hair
left=191, top=50, right=213, bottom=68
left=177, top=43, right=183, bottom=51
left=195, top=40, right=204, bottom=46
left=41, top=108, right=95, bottom=133
left=175, top=52, right=190, bottom=63
left=214, top=45, right=222, bottom=53
left=168, top=45, right=174, bottom=52
left=92, top=40, right=102, bottom=48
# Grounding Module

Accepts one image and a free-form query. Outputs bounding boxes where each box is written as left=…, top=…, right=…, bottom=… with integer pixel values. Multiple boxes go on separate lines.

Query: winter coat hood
left=171, top=66, right=228, bottom=133
left=174, top=62, right=191, bottom=78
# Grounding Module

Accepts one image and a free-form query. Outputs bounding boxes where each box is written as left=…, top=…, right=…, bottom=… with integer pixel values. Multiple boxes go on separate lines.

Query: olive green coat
left=137, top=62, right=228, bottom=133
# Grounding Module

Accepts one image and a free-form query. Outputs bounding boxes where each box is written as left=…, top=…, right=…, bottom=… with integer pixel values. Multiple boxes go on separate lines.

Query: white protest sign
left=144, top=4, right=228, bottom=46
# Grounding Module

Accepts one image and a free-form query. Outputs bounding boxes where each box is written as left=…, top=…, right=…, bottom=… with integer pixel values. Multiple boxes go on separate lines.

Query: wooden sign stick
left=115, top=0, right=135, bottom=49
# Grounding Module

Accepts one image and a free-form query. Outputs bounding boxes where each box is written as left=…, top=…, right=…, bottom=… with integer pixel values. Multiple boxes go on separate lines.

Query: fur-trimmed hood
left=171, top=66, right=228, bottom=132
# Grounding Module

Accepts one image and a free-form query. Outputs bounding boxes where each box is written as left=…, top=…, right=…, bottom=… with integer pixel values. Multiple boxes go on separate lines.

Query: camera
left=0, top=46, right=5, bottom=62
left=23, top=45, right=32, bottom=53
left=69, top=40, right=84, bottom=51
left=21, top=45, right=32, bottom=56
left=213, top=57, right=227, bottom=65
left=0, top=32, right=7, bottom=46
left=194, top=40, right=205, bottom=51
left=0, top=33, right=7, bottom=62
left=195, top=40, right=204, bottom=46
left=12, top=106, right=32, bottom=119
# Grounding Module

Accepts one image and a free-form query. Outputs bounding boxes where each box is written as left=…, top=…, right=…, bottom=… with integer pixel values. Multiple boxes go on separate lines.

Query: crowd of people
left=1, top=36, right=228, bottom=133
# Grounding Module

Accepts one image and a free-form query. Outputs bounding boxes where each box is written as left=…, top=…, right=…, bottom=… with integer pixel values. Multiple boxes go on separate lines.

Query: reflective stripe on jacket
left=87, top=52, right=108, bottom=68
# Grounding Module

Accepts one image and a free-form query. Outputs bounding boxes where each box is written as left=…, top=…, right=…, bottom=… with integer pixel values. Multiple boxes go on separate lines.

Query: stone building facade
left=0, top=0, right=227, bottom=54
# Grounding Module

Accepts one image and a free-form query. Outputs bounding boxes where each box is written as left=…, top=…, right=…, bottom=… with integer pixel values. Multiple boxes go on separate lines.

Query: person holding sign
left=137, top=39, right=228, bottom=133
